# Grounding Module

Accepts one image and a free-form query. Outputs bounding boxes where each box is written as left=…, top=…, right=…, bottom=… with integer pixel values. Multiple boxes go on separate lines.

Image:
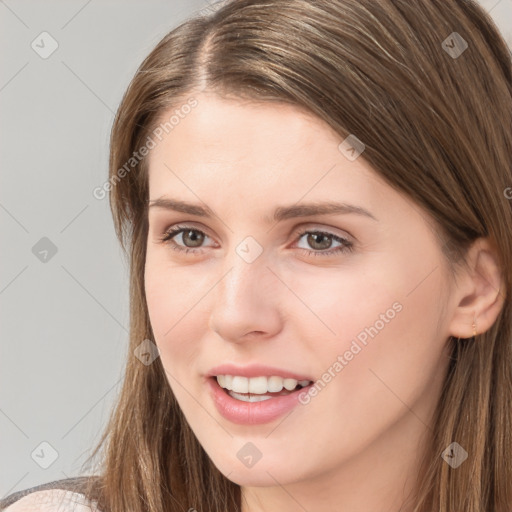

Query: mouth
left=211, top=375, right=313, bottom=402
left=205, top=365, right=316, bottom=424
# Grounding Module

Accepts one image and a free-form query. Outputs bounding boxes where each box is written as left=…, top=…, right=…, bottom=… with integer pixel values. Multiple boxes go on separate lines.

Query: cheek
left=144, top=258, right=208, bottom=375
left=308, top=261, right=447, bottom=434
left=284, top=260, right=401, bottom=352
left=290, top=249, right=447, bottom=391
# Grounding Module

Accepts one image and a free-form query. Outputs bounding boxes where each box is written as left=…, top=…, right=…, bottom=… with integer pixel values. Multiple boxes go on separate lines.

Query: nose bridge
left=208, top=239, right=282, bottom=340
left=216, top=239, right=270, bottom=307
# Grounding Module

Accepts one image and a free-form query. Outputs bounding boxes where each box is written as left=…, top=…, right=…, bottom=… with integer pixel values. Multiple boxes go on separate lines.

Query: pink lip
left=207, top=376, right=313, bottom=425
left=206, top=363, right=314, bottom=381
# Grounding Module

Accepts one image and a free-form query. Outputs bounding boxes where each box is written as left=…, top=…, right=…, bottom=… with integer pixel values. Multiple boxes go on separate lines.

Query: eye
left=158, top=225, right=214, bottom=254
left=158, top=224, right=354, bottom=257
left=294, top=229, right=354, bottom=257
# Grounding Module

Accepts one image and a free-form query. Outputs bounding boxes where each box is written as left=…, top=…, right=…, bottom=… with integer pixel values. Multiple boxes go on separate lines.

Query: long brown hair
left=77, top=1, right=512, bottom=511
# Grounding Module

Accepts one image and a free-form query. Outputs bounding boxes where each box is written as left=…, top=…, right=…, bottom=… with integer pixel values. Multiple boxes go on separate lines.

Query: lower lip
left=207, top=377, right=312, bottom=425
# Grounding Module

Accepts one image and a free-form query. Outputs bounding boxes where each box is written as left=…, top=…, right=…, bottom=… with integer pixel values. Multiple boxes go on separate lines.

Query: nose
left=208, top=251, right=283, bottom=344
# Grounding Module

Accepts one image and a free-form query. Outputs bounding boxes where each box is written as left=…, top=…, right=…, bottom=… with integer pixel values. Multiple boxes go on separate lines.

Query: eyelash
left=158, top=224, right=354, bottom=257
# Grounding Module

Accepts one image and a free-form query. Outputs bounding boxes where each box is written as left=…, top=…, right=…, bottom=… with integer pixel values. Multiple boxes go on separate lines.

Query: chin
left=209, top=452, right=312, bottom=487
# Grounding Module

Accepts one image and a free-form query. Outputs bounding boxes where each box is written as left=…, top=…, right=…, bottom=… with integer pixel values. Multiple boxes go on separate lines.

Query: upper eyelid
left=163, top=223, right=216, bottom=243
left=162, top=222, right=354, bottom=244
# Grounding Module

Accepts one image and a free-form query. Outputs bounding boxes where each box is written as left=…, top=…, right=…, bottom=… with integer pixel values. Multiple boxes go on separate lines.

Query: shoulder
left=0, top=478, right=102, bottom=512
left=2, top=489, right=101, bottom=511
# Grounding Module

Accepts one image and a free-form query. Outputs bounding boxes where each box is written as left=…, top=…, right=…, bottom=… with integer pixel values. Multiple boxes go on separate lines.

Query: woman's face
left=145, top=92, right=455, bottom=489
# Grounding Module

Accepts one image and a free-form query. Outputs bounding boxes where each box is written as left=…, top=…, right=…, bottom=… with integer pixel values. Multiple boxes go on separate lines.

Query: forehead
left=146, top=93, right=410, bottom=223
left=149, top=93, right=338, bottom=167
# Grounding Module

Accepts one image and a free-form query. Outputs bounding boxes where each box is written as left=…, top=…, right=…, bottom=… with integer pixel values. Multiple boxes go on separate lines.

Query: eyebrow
left=148, top=197, right=378, bottom=223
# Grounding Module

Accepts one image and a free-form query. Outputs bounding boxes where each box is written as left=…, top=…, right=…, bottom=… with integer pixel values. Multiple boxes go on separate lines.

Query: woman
left=2, top=0, right=511, bottom=511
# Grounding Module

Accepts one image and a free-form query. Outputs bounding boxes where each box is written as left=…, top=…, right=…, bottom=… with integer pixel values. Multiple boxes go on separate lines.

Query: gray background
left=1, top=0, right=511, bottom=498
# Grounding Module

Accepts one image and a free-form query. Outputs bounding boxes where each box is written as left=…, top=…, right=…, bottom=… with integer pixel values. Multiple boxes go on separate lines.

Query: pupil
left=309, top=233, right=331, bottom=250
left=185, top=230, right=203, bottom=247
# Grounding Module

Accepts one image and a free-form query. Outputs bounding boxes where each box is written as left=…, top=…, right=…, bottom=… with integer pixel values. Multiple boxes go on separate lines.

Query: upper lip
left=207, top=363, right=314, bottom=382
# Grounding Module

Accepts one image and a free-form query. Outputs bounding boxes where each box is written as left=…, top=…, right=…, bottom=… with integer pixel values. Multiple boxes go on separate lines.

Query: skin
left=144, top=92, right=504, bottom=512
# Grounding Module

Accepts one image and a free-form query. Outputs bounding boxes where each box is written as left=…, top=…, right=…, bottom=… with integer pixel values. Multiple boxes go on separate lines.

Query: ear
left=448, top=236, right=505, bottom=339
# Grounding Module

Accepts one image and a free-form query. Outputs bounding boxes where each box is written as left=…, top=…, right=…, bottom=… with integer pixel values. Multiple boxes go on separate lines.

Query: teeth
left=232, top=376, right=249, bottom=393
left=283, top=378, right=298, bottom=391
left=217, top=375, right=226, bottom=388
left=268, top=376, right=284, bottom=392
left=229, top=390, right=272, bottom=402
left=216, top=375, right=312, bottom=394
left=224, top=375, right=233, bottom=390
left=249, top=376, right=268, bottom=394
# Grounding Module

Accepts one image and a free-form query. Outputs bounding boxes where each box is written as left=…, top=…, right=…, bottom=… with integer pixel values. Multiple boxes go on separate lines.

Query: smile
left=208, top=375, right=314, bottom=424
left=216, top=375, right=312, bottom=401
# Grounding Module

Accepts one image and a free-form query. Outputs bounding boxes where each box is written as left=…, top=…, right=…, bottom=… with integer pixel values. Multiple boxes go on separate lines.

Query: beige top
left=2, top=489, right=102, bottom=512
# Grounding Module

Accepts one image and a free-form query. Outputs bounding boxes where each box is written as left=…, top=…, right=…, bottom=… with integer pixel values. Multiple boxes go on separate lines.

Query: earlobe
left=448, top=237, right=505, bottom=340
left=472, top=284, right=505, bottom=338
left=469, top=283, right=502, bottom=338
